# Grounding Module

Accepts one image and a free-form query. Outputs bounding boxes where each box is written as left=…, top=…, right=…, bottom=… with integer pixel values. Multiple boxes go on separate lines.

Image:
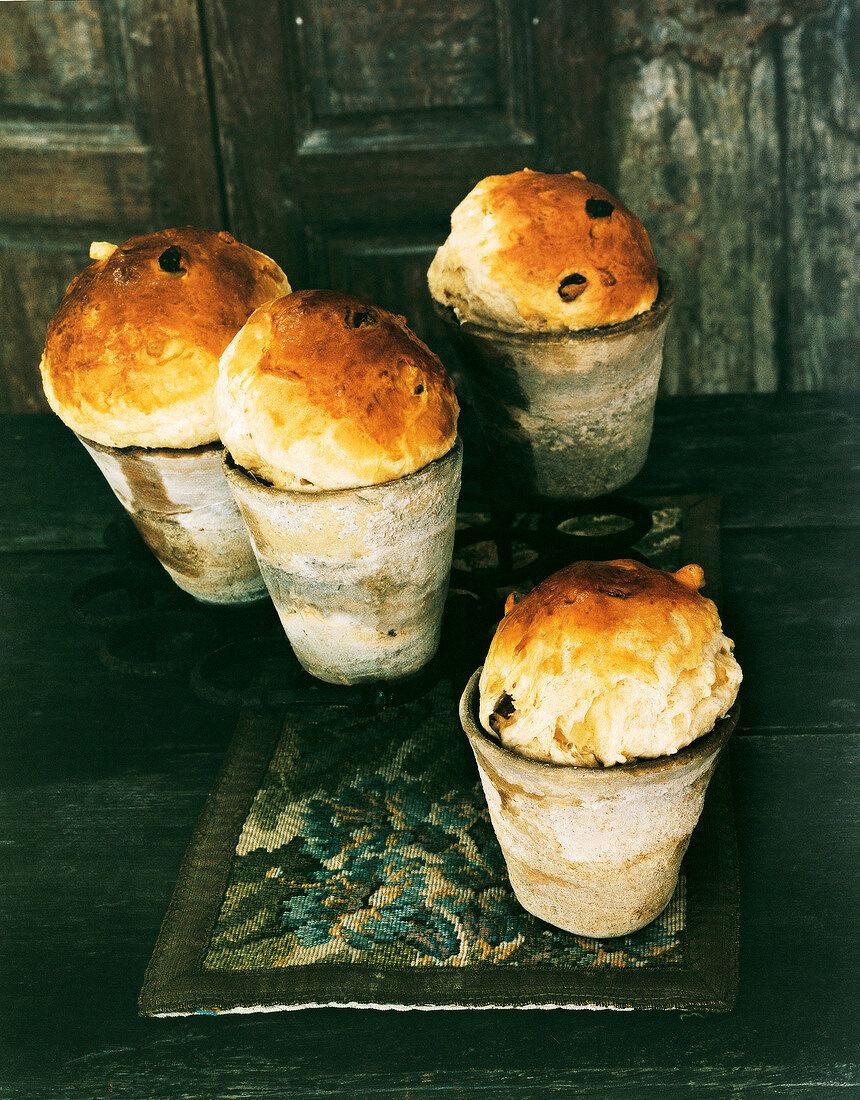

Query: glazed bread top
left=215, top=289, right=459, bottom=492
left=40, top=228, right=290, bottom=449
left=428, top=169, right=659, bottom=333
left=478, top=559, right=742, bottom=767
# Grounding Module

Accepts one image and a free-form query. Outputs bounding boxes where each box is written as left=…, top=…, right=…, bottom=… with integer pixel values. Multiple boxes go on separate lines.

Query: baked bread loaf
left=215, top=289, right=459, bottom=491
left=479, top=559, right=742, bottom=767
left=428, top=169, right=659, bottom=333
left=40, top=228, right=290, bottom=449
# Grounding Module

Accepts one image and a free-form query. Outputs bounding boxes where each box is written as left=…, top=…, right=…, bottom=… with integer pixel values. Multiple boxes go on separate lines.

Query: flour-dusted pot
left=459, top=667, right=738, bottom=938
left=78, top=435, right=267, bottom=605
left=437, top=272, right=673, bottom=501
left=225, top=439, right=462, bottom=685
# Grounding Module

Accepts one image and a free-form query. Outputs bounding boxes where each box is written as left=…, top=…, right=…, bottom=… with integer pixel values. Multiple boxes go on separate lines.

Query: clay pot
left=435, top=272, right=673, bottom=501
left=459, top=667, right=738, bottom=938
left=77, top=435, right=267, bottom=605
left=224, top=439, right=463, bottom=685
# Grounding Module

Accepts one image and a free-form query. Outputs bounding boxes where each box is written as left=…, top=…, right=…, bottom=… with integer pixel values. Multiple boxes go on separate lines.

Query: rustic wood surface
left=0, top=394, right=856, bottom=1097
left=1, top=1, right=855, bottom=412
left=608, top=0, right=857, bottom=394
left=781, top=1, right=858, bottom=392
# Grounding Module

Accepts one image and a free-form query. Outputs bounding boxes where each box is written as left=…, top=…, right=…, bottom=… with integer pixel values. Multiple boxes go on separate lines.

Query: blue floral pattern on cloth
left=204, top=509, right=687, bottom=972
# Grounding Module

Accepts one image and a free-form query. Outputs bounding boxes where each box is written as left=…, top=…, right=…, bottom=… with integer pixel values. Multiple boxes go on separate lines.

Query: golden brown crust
left=41, top=227, right=290, bottom=448
left=491, top=559, right=716, bottom=664
left=428, top=170, right=659, bottom=333
left=216, top=289, right=459, bottom=491
left=479, top=559, right=742, bottom=767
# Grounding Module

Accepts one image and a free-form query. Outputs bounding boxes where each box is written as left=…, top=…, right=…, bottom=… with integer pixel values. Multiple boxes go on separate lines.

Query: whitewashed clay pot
left=459, top=667, right=738, bottom=938
left=225, top=439, right=463, bottom=685
left=78, top=435, right=267, bottom=605
left=437, top=272, right=673, bottom=501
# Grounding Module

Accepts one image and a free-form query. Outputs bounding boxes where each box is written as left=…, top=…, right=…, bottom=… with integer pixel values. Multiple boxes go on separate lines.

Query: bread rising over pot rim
left=72, top=434, right=223, bottom=459
left=477, top=559, right=743, bottom=768
left=432, top=268, right=674, bottom=345
left=215, top=289, right=460, bottom=492
left=464, top=667, right=741, bottom=777
left=428, top=169, right=661, bottom=334
left=223, top=435, right=463, bottom=500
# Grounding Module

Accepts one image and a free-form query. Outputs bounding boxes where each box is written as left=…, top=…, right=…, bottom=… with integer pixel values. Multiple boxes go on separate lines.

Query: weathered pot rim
left=76, top=433, right=222, bottom=460
left=432, top=269, right=674, bottom=346
left=459, top=666, right=740, bottom=782
left=223, top=435, right=463, bottom=502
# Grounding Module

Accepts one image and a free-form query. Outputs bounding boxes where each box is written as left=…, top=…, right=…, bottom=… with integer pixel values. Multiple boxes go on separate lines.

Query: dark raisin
left=158, top=246, right=185, bottom=273
left=488, top=694, right=516, bottom=736
left=388, top=629, right=397, bottom=637
left=585, top=198, right=614, bottom=218
left=414, top=383, right=424, bottom=395
left=348, top=310, right=374, bottom=328
left=495, top=692, right=515, bottom=719
left=558, top=273, right=587, bottom=301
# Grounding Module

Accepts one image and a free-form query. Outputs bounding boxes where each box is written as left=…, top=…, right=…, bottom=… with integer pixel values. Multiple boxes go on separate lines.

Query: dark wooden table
left=1, top=394, right=857, bottom=1099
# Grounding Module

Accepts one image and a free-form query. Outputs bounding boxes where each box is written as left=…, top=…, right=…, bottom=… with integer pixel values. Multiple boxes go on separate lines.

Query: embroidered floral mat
left=139, top=496, right=739, bottom=1014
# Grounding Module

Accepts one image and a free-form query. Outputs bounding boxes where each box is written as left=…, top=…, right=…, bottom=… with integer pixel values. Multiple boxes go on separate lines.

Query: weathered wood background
left=0, top=0, right=855, bottom=413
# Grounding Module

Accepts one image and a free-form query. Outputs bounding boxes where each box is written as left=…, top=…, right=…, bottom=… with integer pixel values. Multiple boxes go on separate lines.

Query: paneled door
left=202, top=0, right=609, bottom=350
left=0, top=0, right=222, bottom=412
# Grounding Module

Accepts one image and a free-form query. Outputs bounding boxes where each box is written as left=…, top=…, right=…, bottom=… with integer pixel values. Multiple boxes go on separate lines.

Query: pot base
left=506, top=849, right=682, bottom=939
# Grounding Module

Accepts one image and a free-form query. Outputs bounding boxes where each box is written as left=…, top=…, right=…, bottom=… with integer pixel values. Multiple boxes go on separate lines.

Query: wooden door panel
left=291, top=0, right=534, bottom=152
left=205, top=0, right=608, bottom=315
left=0, top=2, right=123, bottom=121
left=0, top=2, right=150, bottom=230
left=300, top=1, right=503, bottom=116
left=0, top=124, right=150, bottom=226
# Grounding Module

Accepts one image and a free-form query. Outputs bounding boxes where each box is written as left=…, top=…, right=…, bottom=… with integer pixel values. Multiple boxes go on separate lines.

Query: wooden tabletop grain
left=0, top=394, right=857, bottom=1099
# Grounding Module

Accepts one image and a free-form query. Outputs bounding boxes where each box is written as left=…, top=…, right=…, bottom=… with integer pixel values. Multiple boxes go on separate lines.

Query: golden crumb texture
left=215, top=289, right=459, bottom=491
left=41, top=227, right=290, bottom=448
left=479, top=559, right=742, bottom=767
left=428, top=169, right=659, bottom=333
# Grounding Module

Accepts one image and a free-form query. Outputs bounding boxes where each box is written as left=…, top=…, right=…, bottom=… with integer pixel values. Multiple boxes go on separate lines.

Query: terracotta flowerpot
left=78, top=435, right=267, bottom=605
left=224, top=439, right=463, bottom=685
left=459, top=667, right=738, bottom=938
left=436, top=272, right=673, bottom=501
